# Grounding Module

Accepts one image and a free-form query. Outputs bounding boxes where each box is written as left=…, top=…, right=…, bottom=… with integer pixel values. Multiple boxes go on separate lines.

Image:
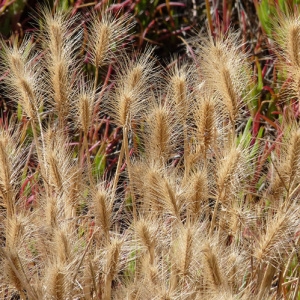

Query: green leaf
left=237, top=117, right=252, bottom=147
left=93, top=151, right=106, bottom=178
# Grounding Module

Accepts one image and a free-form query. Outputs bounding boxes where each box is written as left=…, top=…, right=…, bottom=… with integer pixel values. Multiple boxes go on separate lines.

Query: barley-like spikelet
left=42, top=130, right=79, bottom=228
left=73, top=80, right=96, bottom=186
left=210, top=144, right=244, bottom=235
left=103, top=238, right=123, bottom=300
left=166, top=61, right=193, bottom=174
left=196, top=31, right=251, bottom=127
left=267, top=126, right=300, bottom=205
left=88, top=10, right=133, bottom=68
left=138, top=161, right=164, bottom=214
left=287, top=24, right=300, bottom=67
left=220, top=67, right=239, bottom=124
left=0, top=38, right=42, bottom=121
left=3, top=249, right=27, bottom=298
left=161, top=174, right=181, bottom=221
left=136, top=218, right=157, bottom=265
left=140, top=256, right=159, bottom=286
left=0, top=135, right=11, bottom=186
left=38, top=6, right=80, bottom=60
left=108, top=48, right=158, bottom=222
left=48, top=151, right=63, bottom=190
left=63, top=165, right=81, bottom=219
left=167, top=61, right=191, bottom=118
left=92, top=184, right=113, bottom=242
left=82, top=259, right=96, bottom=299
left=144, top=98, right=178, bottom=165
left=6, top=215, right=26, bottom=249
left=75, top=79, right=95, bottom=136
left=254, top=207, right=298, bottom=264
left=184, top=168, right=209, bottom=223
left=288, top=65, right=300, bottom=101
left=123, top=48, right=157, bottom=91
left=1, top=46, right=52, bottom=210
left=45, top=196, right=58, bottom=229
left=139, top=163, right=182, bottom=220
left=2, top=244, right=40, bottom=299
left=46, top=193, right=78, bottom=236
left=273, top=12, right=300, bottom=68
left=39, top=6, right=81, bottom=129
left=173, top=226, right=194, bottom=278
left=202, top=243, right=226, bottom=291
left=267, top=171, right=286, bottom=203
left=283, top=128, right=300, bottom=192
left=51, top=59, right=70, bottom=127
left=45, top=263, right=67, bottom=300
left=0, top=134, right=15, bottom=218
left=54, top=229, right=71, bottom=264
left=107, top=47, right=156, bottom=128
left=271, top=12, right=300, bottom=110
left=0, top=39, right=46, bottom=179
left=0, top=126, right=27, bottom=263
left=193, top=89, right=217, bottom=158
left=43, top=129, right=74, bottom=195
left=216, top=145, right=242, bottom=203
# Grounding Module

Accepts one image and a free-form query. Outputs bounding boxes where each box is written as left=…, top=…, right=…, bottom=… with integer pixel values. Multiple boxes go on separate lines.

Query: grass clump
left=0, top=5, right=299, bottom=300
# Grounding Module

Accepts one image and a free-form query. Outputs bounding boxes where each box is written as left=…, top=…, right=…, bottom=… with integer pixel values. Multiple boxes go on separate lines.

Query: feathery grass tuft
left=0, top=6, right=299, bottom=300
